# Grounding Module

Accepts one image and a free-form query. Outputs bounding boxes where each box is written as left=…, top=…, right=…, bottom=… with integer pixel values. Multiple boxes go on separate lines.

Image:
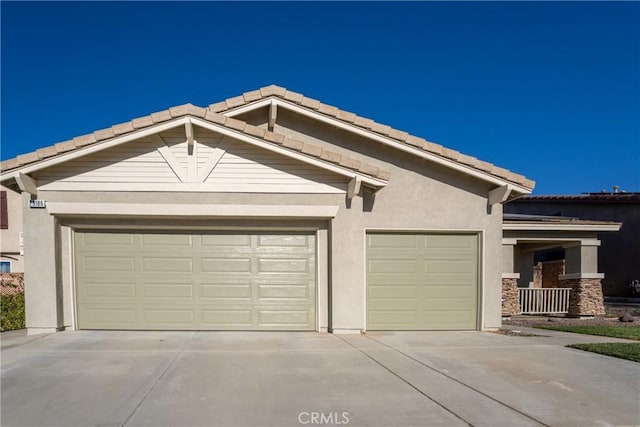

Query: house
left=0, top=184, right=23, bottom=273
left=505, top=191, right=640, bottom=297
left=500, top=213, right=621, bottom=317
left=0, top=85, right=543, bottom=335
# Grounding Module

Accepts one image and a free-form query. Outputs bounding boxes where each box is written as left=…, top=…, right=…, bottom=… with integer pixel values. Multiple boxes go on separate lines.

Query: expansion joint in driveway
left=335, top=335, right=474, bottom=427
left=120, top=331, right=197, bottom=427
left=362, top=335, right=550, bottom=427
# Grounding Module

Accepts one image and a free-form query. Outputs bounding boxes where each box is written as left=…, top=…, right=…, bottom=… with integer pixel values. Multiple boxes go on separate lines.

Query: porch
left=501, top=214, right=622, bottom=317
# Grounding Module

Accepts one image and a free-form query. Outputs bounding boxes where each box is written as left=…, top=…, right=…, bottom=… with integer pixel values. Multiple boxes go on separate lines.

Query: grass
left=532, top=324, right=640, bottom=362
left=535, top=324, right=640, bottom=340
left=567, top=343, right=640, bottom=363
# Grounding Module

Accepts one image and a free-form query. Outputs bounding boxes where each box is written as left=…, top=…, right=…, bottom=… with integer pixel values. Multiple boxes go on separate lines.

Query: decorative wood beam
left=152, top=135, right=187, bottom=182
left=186, top=122, right=198, bottom=182
left=185, top=118, right=194, bottom=149
left=16, top=173, right=37, bottom=195
left=268, top=101, right=277, bottom=131
left=488, top=184, right=512, bottom=206
left=347, top=176, right=362, bottom=200
left=198, top=139, right=233, bottom=182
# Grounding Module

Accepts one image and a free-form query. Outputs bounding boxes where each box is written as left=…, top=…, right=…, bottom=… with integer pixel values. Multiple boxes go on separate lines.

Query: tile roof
left=511, top=193, right=640, bottom=203
left=503, top=213, right=623, bottom=226
left=0, top=84, right=534, bottom=189
left=0, top=104, right=390, bottom=181
left=206, top=85, right=534, bottom=189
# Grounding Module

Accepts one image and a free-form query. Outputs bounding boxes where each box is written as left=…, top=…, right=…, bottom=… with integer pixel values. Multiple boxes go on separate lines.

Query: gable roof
left=0, top=85, right=534, bottom=191
left=208, top=85, right=535, bottom=191
left=0, top=105, right=390, bottom=185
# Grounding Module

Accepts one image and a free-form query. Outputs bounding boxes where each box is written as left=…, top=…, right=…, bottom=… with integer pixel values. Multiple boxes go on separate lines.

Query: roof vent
left=613, top=185, right=620, bottom=194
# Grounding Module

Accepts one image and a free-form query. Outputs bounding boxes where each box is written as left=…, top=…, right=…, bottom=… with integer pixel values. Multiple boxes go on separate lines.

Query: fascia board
left=1, top=118, right=187, bottom=181
left=502, top=223, right=622, bottom=232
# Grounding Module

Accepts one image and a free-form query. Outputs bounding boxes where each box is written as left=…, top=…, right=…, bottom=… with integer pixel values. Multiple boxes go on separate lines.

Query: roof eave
left=0, top=115, right=389, bottom=189
left=502, top=222, right=622, bottom=232
left=223, top=97, right=534, bottom=193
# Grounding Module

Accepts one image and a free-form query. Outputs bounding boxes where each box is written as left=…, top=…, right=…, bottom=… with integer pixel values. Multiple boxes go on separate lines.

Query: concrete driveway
left=1, top=328, right=639, bottom=427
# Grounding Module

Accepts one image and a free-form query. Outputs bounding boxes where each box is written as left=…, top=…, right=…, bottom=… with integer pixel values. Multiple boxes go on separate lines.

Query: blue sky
left=1, top=1, right=638, bottom=194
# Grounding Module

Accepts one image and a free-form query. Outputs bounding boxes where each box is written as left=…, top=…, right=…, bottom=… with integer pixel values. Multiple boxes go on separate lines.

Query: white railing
left=518, top=288, right=571, bottom=314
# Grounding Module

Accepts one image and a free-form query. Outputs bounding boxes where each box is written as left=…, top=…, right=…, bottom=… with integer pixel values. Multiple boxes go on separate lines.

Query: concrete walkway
left=1, top=329, right=639, bottom=427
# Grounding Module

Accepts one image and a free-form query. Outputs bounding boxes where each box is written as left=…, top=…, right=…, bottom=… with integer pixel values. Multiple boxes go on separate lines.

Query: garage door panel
left=258, top=258, right=311, bottom=273
left=368, top=259, right=418, bottom=274
left=423, top=309, right=476, bottom=325
left=141, top=233, right=193, bottom=247
left=85, top=283, right=136, bottom=298
left=368, top=234, right=418, bottom=248
left=83, top=256, right=135, bottom=272
left=424, top=286, right=475, bottom=299
left=367, top=233, right=478, bottom=330
left=143, top=309, right=195, bottom=325
left=142, top=257, right=193, bottom=272
left=425, top=234, right=476, bottom=249
left=201, top=257, right=252, bottom=273
left=201, top=234, right=251, bottom=247
left=82, top=233, right=135, bottom=247
left=257, top=284, right=311, bottom=299
left=425, top=274, right=476, bottom=286
left=201, top=309, right=253, bottom=327
left=142, top=283, right=194, bottom=298
left=200, top=283, right=253, bottom=299
left=75, top=231, right=316, bottom=330
left=258, top=309, right=313, bottom=327
left=368, top=285, right=417, bottom=299
left=81, top=307, right=138, bottom=326
left=258, top=234, right=310, bottom=247
left=424, top=259, right=475, bottom=274
left=368, top=310, right=418, bottom=328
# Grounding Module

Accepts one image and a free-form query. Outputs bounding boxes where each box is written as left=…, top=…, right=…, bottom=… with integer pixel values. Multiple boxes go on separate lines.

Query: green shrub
left=1, top=293, right=26, bottom=332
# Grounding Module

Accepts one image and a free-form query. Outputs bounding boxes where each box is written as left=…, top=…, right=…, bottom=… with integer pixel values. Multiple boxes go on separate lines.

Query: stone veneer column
left=501, top=277, right=520, bottom=316
left=560, top=277, right=606, bottom=317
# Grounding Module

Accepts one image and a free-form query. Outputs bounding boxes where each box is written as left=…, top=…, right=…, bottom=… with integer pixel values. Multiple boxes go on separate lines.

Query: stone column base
left=560, top=278, right=606, bottom=316
left=502, top=278, right=520, bottom=316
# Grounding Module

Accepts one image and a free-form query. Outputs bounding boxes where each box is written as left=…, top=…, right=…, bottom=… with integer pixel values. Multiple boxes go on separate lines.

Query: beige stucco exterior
left=1, top=87, right=533, bottom=334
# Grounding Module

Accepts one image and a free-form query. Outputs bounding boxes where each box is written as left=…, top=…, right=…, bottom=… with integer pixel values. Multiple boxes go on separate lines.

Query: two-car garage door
left=367, top=233, right=479, bottom=330
left=75, top=231, right=316, bottom=330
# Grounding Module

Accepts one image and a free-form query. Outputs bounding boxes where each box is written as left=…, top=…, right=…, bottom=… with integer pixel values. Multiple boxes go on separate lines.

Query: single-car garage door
left=75, top=231, right=316, bottom=330
left=366, top=233, right=478, bottom=330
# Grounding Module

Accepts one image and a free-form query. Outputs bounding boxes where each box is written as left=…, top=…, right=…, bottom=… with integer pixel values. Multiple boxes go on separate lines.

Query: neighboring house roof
left=514, top=193, right=640, bottom=203
left=0, top=84, right=534, bottom=190
left=503, top=213, right=622, bottom=231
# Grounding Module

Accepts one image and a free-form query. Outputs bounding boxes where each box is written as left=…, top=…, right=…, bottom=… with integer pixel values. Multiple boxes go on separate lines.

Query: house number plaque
left=29, top=199, right=46, bottom=209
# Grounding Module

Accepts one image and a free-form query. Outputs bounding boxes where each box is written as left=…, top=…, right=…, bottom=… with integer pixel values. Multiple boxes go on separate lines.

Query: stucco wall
left=23, top=109, right=506, bottom=333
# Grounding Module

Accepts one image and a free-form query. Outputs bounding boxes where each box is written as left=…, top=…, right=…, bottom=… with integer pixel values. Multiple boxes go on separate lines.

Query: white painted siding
left=37, top=140, right=180, bottom=187
left=207, top=143, right=345, bottom=192
left=35, top=128, right=346, bottom=194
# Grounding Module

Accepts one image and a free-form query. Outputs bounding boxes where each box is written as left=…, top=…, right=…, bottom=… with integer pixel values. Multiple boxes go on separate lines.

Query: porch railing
left=518, top=288, right=571, bottom=314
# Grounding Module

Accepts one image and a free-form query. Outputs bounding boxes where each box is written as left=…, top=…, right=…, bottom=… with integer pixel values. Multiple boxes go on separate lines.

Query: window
left=0, top=191, right=7, bottom=229
left=0, top=261, right=10, bottom=273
